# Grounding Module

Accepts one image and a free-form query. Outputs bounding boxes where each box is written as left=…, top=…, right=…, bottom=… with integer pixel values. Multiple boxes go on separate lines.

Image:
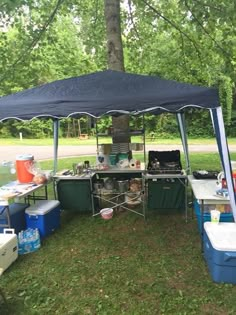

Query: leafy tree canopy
left=0, top=0, right=235, bottom=137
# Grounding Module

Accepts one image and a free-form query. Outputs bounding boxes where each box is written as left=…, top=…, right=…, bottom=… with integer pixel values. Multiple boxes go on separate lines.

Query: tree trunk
left=104, top=0, right=125, bottom=72
left=104, top=0, right=130, bottom=144
left=78, top=118, right=81, bottom=137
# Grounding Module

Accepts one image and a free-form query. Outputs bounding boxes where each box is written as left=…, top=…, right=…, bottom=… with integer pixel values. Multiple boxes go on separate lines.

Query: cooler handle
left=29, top=215, right=38, bottom=220
left=3, top=228, right=15, bottom=234
left=224, top=252, right=236, bottom=262
left=205, top=241, right=210, bottom=251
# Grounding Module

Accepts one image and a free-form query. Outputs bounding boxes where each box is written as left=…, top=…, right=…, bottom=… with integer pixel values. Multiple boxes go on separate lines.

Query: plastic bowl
left=100, top=208, right=113, bottom=220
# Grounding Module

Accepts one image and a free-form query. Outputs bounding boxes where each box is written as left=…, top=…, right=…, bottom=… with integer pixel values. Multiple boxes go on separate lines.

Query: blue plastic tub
left=194, top=199, right=234, bottom=234
left=0, top=203, right=29, bottom=233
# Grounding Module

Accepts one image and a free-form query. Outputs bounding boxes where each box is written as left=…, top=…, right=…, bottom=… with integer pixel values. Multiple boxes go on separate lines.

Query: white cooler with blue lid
left=203, top=222, right=236, bottom=284
left=25, top=200, right=61, bottom=238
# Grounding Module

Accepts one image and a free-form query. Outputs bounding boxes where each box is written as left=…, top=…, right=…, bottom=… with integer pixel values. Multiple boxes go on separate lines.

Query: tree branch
left=127, top=0, right=141, bottom=42
left=193, top=0, right=224, bottom=14
left=184, top=0, right=231, bottom=58
left=0, top=0, right=65, bottom=83
left=140, top=0, right=202, bottom=59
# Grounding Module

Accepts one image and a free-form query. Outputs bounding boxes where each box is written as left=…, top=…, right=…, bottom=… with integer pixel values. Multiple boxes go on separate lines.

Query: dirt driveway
left=1, top=144, right=236, bottom=163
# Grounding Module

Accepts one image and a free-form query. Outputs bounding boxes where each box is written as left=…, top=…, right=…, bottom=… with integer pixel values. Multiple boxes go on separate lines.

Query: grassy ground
left=1, top=153, right=236, bottom=314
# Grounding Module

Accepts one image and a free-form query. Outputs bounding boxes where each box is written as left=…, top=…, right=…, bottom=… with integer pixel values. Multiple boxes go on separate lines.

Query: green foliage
left=185, top=109, right=215, bottom=138
left=95, top=117, right=112, bottom=133
left=0, top=119, right=54, bottom=138
left=219, top=75, right=234, bottom=125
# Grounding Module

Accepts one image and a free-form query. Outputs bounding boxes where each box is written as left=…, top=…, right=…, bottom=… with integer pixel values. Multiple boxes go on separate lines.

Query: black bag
left=193, top=171, right=218, bottom=180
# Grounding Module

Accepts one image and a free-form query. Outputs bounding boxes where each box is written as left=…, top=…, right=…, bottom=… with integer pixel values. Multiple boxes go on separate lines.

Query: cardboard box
left=203, top=222, right=236, bottom=284
left=0, top=229, right=18, bottom=272
left=25, top=200, right=61, bottom=238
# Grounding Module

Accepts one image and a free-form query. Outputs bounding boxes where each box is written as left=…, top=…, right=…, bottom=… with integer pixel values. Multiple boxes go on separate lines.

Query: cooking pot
left=94, top=180, right=104, bottom=192
left=116, top=180, right=129, bottom=193
left=104, top=178, right=115, bottom=190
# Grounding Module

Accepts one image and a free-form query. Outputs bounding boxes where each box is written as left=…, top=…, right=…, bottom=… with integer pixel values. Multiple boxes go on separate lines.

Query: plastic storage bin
left=25, top=200, right=61, bottom=238
left=0, top=203, right=29, bottom=234
left=194, top=199, right=234, bottom=234
left=203, top=222, right=236, bottom=284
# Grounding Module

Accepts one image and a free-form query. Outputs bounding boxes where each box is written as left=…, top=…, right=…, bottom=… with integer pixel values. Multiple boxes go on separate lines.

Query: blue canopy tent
left=0, top=70, right=235, bottom=220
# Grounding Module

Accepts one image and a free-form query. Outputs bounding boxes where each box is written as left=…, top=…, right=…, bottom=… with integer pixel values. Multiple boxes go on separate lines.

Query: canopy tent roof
left=0, top=69, right=236, bottom=223
left=0, top=70, right=219, bottom=122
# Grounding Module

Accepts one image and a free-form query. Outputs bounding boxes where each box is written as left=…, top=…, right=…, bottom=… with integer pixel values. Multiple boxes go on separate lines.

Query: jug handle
left=217, top=171, right=224, bottom=182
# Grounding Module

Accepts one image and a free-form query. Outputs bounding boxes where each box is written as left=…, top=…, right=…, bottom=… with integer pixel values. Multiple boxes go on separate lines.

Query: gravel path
left=1, top=144, right=236, bottom=163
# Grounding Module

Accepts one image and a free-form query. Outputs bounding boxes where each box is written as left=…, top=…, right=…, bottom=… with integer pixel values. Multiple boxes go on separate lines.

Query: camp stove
left=147, top=150, right=183, bottom=175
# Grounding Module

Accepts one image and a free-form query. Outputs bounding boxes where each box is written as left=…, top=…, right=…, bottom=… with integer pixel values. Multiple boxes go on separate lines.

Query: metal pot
left=116, top=180, right=129, bottom=193
left=94, top=182, right=104, bottom=192
left=104, top=178, right=115, bottom=190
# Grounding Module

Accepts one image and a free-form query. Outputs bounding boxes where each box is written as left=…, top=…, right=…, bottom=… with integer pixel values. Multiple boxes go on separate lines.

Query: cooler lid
left=204, top=222, right=236, bottom=251
left=0, top=234, right=17, bottom=248
left=16, top=154, right=34, bottom=161
left=25, top=200, right=60, bottom=215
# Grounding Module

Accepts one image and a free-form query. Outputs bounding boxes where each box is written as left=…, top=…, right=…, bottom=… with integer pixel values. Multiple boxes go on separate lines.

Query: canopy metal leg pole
left=53, top=119, right=59, bottom=175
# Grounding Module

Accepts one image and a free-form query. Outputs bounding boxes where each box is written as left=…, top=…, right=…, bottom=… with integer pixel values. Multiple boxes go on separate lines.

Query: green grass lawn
left=1, top=153, right=236, bottom=314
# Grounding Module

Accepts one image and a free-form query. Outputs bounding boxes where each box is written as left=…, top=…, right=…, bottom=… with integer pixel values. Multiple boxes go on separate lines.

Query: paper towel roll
left=129, top=159, right=136, bottom=169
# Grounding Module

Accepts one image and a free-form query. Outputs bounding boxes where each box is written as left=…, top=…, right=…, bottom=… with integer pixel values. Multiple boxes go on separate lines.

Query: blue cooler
left=25, top=200, right=61, bottom=238
left=0, top=203, right=29, bottom=234
left=203, top=222, right=236, bottom=284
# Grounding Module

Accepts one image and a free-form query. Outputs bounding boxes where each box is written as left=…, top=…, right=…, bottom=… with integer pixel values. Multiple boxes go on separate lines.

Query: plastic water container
left=0, top=161, right=16, bottom=186
left=16, top=154, right=34, bottom=183
left=18, top=228, right=41, bottom=255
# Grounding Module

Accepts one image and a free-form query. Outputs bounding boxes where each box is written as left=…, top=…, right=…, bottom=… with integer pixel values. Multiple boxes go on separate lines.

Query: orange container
left=16, top=154, right=34, bottom=183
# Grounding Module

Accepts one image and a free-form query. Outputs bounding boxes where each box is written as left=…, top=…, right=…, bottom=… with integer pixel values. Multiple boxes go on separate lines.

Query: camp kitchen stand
left=54, top=170, right=188, bottom=219
left=54, top=116, right=188, bottom=218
